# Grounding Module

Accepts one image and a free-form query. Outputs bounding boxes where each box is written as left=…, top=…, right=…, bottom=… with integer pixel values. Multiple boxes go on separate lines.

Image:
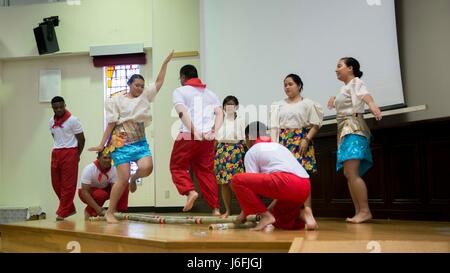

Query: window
left=103, top=64, right=142, bottom=184
left=104, top=64, right=141, bottom=99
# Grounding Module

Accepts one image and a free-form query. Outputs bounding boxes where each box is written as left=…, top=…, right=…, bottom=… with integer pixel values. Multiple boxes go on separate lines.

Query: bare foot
left=105, top=211, right=119, bottom=224
left=234, top=211, right=246, bottom=224
left=183, top=191, right=198, bottom=212
left=250, top=211, right=275, bottom=231
left=129, top=174, right=138, bottom=193
left=212, top=208, right=221, bottom=216
left=129, top=181, right=137, bottom=193
left=56, top=210, right=76, bottom=221
left=264, top=224, right=275, bottom=232
left=300, top=207, right=319, bottom=230
left=345, top=216, right=355, bottom=222
left=346, top=211, right=372, bottom=224
left=220, top=212, right=230, bottom=218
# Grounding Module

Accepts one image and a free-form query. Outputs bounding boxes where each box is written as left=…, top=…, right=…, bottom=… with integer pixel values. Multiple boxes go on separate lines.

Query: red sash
left=93, top=160, right=111, bottom=183
left=52, top=111, right=71, bottom=128
left=185, top=78, right=206, bottom=89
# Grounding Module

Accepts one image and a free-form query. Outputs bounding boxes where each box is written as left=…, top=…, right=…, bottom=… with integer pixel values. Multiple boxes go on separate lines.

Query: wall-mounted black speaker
left=33, top=22, right=59, bottom=55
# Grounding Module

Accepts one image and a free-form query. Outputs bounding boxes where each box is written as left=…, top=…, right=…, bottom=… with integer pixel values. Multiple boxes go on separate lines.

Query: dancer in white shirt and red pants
left=232, top=122, right=312, bottom=231
left=49, top=96, right=85, bottom=221
left=170, top=64, right=223, bottom=216
left=78, top=149, right=129, bottom=220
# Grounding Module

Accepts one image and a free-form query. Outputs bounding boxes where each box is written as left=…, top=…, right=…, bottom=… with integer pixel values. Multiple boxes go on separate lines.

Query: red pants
left=170, top=133, right=219, bottom=209
left=78, top=184, right=129, bottom=217
left=51, top=148, right=79, bottom=218
left=232, top=172, right=310, bottom=230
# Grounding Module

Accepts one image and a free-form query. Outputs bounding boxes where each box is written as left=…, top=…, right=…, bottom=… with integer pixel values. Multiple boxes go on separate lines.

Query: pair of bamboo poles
left=89, top=213, right=261, bottom=230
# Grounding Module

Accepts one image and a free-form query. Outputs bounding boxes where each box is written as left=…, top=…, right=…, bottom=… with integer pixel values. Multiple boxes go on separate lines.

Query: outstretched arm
left=363, top=95, right=382, bottom=121
left=155, top=50, right=174, bottom=92
left=88, top=122, right=116, bottom=152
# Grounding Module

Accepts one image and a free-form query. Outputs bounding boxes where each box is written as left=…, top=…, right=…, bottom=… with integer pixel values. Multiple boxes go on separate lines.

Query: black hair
left=223, top=95, right=239, bottom=119
left=97, top=147, right=110, bottom=158
left=51, top=96, right=65, bottom=104
left=284, top=73, right=304, bottom=91
left=222, top=95, right=239, bottom=108
left=245, top=122, right=268, bottom=140
left=341, top=57, right=364, bottom=78
left=127, top=74, right=145, bottom=86
left=180, top=64, right=198, bottom=80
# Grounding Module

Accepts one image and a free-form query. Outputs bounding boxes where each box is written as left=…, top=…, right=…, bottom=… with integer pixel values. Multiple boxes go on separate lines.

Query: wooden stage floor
left=1, top=214, right=449, bottom=253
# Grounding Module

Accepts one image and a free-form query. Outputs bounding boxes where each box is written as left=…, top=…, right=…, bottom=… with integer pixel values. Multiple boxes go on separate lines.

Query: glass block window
left=104, top=64, right=141, bottom=99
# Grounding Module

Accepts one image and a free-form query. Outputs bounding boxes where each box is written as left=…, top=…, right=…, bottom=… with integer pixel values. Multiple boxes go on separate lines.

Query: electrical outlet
left=165, top=190, right=170, bottom=199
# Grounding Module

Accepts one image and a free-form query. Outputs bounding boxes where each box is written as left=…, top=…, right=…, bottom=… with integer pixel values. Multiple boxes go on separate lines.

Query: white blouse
left=105, top=83, right=157, bottom=127
left=270, top=97, right=324, bottom=129
left=335, top=77, right=370, bottom=115
left=216, top=116, right=246, bottom=144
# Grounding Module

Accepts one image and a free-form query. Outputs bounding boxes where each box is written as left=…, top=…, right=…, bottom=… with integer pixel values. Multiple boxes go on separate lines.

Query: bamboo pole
left=130, top=213, right=260, bottom=222
left=89, top=213, right=260, bottom=224
left=209, top=222, right=257, bottom=230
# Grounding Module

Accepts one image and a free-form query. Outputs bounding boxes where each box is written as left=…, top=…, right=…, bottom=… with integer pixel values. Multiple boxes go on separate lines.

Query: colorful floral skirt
left=279, top=128, right=317, bottom=174
left=111, top=138, right=152, bottom=167
left=214, top=143, right=246, bottom=185
left=336, top=134, right=373, bottom=176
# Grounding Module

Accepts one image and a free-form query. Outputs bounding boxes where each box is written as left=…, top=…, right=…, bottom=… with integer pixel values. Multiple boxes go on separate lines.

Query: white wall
left=0, top=0, right=201, bottom=214
left=0, top=0, right=152, bottom=59
left=0, top=0, right=159, bottom=214
left=152, top=0, right=201, bottom=207
left=0, top=55, right=102, bottom=211
left=0, top=53, right=158, bottom=212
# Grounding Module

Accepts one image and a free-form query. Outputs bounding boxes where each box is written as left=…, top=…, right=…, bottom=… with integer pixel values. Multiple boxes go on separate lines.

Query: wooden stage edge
left=1, top=216, right=449, bottom=253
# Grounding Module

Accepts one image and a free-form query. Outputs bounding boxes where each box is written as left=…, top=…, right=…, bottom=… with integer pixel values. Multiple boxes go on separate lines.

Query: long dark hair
left=127, top=74, right=145, bottom=85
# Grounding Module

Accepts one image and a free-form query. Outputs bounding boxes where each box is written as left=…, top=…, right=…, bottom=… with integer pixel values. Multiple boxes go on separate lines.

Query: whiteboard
left=200, top=0, right=404, bottom=122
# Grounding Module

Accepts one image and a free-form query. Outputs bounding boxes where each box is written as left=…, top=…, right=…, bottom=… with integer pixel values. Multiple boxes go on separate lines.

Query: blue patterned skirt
left=336, top=134, right=373, bottom=176
left=111, top=138, right=152, bottom=166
